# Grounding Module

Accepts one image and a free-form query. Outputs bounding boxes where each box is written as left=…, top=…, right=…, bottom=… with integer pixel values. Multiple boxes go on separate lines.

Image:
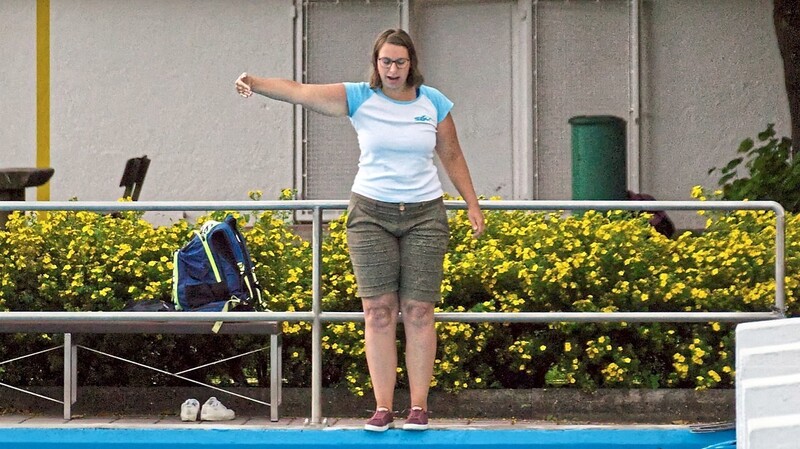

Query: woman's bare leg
left=401, top=299, right=436, bottom=410
left=362, top=292, right=400, bottom=410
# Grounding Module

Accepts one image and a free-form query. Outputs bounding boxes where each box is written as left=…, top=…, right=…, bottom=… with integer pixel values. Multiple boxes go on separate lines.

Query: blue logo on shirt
left=414, top=115, right=433, bottom=123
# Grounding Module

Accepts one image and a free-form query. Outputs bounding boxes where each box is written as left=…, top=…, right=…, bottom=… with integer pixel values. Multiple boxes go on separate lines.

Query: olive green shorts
left=346, top=193, right=449, bottom=302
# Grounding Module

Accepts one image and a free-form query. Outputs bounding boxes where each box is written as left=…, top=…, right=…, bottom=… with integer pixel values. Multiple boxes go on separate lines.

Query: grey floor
left=0, top=413, right=651, bottom=430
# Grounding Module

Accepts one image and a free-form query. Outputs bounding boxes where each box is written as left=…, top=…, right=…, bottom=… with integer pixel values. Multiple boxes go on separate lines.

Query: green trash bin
left=569, top=115, right=627, bottom=205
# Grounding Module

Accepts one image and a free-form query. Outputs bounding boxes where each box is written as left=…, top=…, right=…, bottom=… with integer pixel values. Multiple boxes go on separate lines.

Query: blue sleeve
left=343, top=82, right=374, bottom=117
left=419, top=85, right=454, bottom=123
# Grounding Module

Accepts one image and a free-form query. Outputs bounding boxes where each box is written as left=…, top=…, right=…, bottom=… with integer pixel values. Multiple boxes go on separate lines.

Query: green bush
left=0, top=192, right=796, bottom=393
left=708, top=124, right=799, bottom=211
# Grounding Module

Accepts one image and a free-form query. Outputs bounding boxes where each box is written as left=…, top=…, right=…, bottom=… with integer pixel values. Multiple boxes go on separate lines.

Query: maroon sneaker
left=402, top=407, right=429, bottom=430
left=364, top=408, right=394, bottom=432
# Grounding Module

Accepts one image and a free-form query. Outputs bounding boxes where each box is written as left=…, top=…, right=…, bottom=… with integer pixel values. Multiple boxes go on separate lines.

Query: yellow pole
left=36, top=0, right=50, bottom=201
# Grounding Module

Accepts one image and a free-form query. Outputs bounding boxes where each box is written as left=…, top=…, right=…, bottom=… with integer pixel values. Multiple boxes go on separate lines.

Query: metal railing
left=0, top=199, right=787, bottom=424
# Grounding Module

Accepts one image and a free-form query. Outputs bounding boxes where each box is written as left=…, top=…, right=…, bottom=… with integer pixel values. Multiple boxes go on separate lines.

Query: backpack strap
left=211, top=298, right=241, bottom=333
left=171, top=250, right=181, bottom=310
left=224, top=215, right=263, bottom=308
left=197, top=230, right=223, bottom=284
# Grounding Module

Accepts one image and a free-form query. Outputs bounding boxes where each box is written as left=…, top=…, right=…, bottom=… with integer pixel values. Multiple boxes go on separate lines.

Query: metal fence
left=0, top=199, right=787, bottom=424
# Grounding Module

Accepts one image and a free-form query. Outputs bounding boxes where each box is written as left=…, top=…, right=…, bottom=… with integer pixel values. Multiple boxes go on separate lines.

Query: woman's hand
left=235, top=72, right=253, bottom=98
left=467, top=205, right=485, bottom=238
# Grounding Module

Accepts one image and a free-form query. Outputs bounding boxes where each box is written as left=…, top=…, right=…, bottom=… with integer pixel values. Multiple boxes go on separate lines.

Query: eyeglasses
left=378, top=57, right=409, bottom=69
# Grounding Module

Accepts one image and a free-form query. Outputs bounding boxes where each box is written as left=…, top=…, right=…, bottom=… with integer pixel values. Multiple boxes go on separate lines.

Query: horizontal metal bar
left=434, top=311, right=783, bottom=323
left=0, top=199, right=785, bottom=213
left=320, top=311, right=781, bottom=323
left=0, top=310, right=781, bottom=324
left=0, top=200, right=345, bottom=212
left=0, top=311, right=311, bottom=322
left=466, top=200, right=783, bottom=213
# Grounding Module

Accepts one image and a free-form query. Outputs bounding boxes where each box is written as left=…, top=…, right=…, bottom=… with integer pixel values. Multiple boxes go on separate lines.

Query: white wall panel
left=50, top=0, right=295, bottom=210
left=736, top=319, right=800, bottom=448
left=535, top=0, right=629, bottom=201
left=413, top=0, right=516, bottom=200
left=641, top=0, right=789, bottom=228
left=304, top=0, right=400, bottom=200
left=0, top=0, right=37, bottom=167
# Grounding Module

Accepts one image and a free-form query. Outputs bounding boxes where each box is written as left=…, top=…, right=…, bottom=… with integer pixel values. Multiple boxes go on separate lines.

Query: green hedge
left=0, top=191, right=796, bottom=393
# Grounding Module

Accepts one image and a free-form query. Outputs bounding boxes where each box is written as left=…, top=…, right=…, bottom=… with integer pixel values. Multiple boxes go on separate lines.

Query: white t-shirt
left=344, top=82, right=453, bottom=203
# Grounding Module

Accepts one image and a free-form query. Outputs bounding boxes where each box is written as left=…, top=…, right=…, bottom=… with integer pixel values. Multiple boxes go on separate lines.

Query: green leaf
left=719, top=172, right=737, bottom=185
left=757, top=123, right=775, bottom=141
left=722, top=157, right=743, bottom=172
left=737, top=138, right=754, bottom=154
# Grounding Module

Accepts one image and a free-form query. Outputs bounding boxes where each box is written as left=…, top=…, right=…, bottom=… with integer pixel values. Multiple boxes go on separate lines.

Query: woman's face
left=376, top=43, right=411, bottom=92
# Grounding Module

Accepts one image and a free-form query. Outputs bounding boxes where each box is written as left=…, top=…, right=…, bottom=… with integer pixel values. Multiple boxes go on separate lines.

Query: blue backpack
left=172, top=215, right=263, bottom=314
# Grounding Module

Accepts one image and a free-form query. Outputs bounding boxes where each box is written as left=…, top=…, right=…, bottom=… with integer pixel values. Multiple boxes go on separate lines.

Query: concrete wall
left=413, top=0, right=517, bottom=199
left=535, top=0, right=630, bottom=200
left=641, top=0, right=789, bottom=225
left=0, top=0, right=791, bottom=228
left=0, top=0, right=37, bottom=167
left=3, top=0, right=295, bottom=223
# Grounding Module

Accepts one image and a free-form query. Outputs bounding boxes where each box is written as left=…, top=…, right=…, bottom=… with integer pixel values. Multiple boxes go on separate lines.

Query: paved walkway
left=0, top=413, right=649, bottom=430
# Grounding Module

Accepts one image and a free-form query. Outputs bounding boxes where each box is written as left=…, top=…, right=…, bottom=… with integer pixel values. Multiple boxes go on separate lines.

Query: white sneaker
left=180, top=398, right=200, bottom=422
left=200, top=397, right=236, bottom=421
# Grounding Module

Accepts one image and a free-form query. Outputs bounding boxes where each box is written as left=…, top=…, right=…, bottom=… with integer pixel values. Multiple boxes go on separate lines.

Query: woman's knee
left=363, top=295, right=399, bottom=329
left=401, top=300, right=435, bottom=328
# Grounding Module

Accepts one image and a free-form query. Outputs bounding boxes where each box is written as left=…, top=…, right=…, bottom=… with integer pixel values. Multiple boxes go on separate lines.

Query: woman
left=235, top=28, right=484, bottom=431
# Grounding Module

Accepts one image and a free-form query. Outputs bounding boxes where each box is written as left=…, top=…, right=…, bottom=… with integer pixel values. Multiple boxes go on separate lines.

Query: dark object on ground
left=626, top=191, right=676, bottom=238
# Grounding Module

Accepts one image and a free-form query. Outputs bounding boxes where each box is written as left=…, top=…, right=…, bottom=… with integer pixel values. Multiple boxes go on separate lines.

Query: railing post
left=775, top=205, right=786, bottom=315
left=63, top=333, right=73, bottom=420
left=311, top=206, right=323, bottom=424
